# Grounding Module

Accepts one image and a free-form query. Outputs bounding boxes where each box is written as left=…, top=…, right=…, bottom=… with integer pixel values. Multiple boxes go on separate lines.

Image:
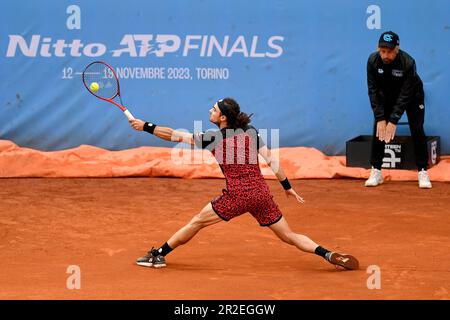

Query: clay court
left=1, top=177, right=448, bottom=300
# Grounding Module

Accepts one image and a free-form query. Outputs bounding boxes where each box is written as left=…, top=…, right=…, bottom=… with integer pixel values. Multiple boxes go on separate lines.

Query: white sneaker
left=418, top=170, right=432, bottom=189
left=365, top=168, right=384, bottom=187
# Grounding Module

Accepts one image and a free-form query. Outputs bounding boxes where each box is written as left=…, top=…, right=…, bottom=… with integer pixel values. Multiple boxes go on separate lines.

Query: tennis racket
left=82, top=61, right=135, bottom=120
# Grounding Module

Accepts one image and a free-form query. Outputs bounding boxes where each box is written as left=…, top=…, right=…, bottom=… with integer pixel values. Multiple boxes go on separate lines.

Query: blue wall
left=1, top=0, right=449, bottom=154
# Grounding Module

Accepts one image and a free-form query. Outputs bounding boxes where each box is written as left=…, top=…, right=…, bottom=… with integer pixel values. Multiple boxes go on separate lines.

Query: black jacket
left=367, top=49, right=424, bottom=124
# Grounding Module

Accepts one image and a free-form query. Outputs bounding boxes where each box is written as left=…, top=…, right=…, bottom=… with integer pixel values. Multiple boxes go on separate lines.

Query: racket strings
left=83, top=62, right=119, bottom=99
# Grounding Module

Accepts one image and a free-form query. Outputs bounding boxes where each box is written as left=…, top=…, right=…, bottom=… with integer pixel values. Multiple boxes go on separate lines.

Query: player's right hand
left=129, top=119, right=145, bottom=131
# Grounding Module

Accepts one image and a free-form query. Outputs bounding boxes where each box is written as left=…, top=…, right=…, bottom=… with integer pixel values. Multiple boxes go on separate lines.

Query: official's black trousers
left=370, top=102, right=429, bottom=170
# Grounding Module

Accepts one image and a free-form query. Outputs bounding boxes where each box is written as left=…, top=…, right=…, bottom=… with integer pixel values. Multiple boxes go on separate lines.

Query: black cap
left=378, top=31, right=399, bottom=48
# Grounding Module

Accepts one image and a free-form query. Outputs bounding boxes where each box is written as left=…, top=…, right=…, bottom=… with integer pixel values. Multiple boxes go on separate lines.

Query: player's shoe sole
left=136, top=261, right=167, bottom=268
left=152, top=262, right=166, bottom=268
left=136, top=261, right=153, bottom=267
left=329, top=252, right=359, bottom=270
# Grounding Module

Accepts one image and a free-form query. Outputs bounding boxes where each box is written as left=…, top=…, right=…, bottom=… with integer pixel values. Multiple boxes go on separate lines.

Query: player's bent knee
left=189, top=213, right=209, bottom=229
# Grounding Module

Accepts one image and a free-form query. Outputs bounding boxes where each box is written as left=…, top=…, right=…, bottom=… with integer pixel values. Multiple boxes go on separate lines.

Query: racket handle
left=123, top=109, right=135, bottom=120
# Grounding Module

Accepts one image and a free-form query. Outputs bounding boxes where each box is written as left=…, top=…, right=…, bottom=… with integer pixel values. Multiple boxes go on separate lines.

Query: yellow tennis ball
left=90, top=82, right=99, bottom=92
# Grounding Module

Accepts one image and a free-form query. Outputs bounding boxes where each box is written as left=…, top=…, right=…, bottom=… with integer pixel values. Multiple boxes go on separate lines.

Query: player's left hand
left=129, top=119, right=145, bottom=131
left=285, top=188, right=305, bottom=204
left=384, top=122, right=397, bottom=143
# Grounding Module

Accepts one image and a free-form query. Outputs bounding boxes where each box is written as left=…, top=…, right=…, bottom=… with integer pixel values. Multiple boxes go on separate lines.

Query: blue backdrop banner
left=1, top=0, right=449, bottom=154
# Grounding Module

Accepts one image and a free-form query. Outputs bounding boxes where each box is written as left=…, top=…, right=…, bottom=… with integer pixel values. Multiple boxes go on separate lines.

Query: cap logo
left=383, top=34, right=393, bottom=42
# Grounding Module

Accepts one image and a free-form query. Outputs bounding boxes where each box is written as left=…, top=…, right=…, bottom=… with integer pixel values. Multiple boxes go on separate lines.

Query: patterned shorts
left=211, top=188, right=283, bottom=227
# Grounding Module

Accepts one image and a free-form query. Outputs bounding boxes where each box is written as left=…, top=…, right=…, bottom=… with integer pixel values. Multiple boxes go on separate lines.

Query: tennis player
left=129, top=98, right=359, bottom=270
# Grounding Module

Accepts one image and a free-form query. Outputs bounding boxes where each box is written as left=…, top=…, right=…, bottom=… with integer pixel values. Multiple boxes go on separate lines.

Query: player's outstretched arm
left=258, top=145, right=305, bottom=204
left=129, top=119, right=194, bottom=145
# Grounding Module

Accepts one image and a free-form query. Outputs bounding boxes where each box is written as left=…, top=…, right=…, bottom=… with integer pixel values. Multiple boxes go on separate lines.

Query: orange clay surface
left=0, top=178, right=449, bottom=300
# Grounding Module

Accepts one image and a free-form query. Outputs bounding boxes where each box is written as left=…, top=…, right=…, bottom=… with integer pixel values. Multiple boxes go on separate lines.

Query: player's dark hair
left=220, top=98, right=253, bottom=129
